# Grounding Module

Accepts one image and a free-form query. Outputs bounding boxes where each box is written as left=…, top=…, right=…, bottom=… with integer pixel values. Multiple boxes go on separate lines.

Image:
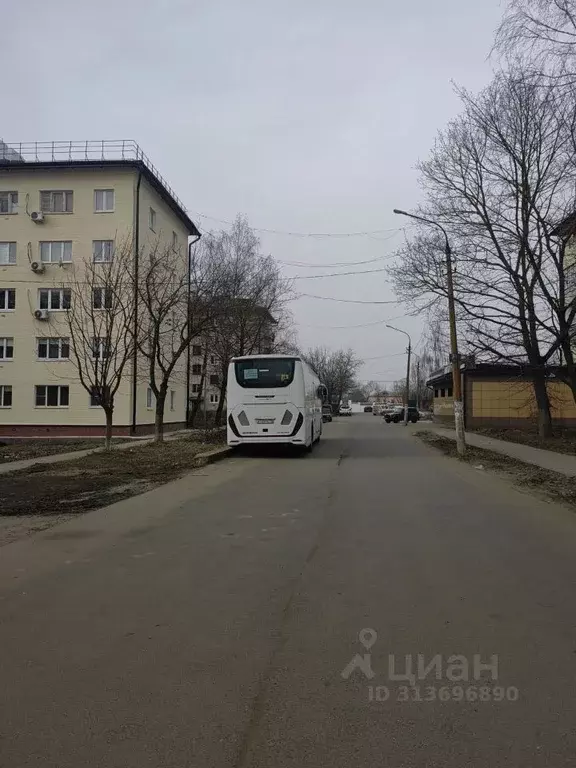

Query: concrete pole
left=404, top=339, right=411, bottom=426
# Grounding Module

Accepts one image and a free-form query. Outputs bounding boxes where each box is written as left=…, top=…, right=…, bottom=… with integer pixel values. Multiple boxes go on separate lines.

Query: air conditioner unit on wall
left=30, top=211, right=44, bottom=223
left=30, top=261, right=45, bottom=273
left=34, top=309, right=49, bottom=321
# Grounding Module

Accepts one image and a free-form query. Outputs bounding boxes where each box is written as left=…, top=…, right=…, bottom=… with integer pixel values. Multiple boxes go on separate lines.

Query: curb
left=193, top=446, right=234, bottom=468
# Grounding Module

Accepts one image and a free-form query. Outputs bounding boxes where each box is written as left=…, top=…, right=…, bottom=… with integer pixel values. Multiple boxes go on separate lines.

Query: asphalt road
left=2, top=415, right=576, bottom=767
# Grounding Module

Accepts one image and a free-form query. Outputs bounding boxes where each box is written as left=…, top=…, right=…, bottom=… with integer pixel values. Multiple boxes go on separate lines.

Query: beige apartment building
left=0, top=140, right=200, bottom=437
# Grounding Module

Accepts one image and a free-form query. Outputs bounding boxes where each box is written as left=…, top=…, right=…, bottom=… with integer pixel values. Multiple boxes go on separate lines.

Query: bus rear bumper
left=227, top=436, right=305, bottom=446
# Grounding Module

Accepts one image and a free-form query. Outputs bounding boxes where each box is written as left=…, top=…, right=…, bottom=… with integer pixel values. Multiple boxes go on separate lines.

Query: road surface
left=2, top=415, right=576, bottom=767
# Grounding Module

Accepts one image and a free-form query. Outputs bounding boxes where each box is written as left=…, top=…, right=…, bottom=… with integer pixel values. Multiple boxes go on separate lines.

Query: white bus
left=227, top=355, right=325, bottom=450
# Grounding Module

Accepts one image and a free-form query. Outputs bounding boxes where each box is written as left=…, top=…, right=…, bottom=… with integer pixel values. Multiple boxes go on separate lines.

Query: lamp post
left=393, top=209, right=465, bottom=455
left=386, top=324, right=411, bottom=426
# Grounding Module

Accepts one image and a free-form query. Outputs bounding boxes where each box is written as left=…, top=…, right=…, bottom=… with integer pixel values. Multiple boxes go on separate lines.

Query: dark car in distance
left=384, top=406, right=420, bottom=424
left=363, top=405, right=373, bottom=412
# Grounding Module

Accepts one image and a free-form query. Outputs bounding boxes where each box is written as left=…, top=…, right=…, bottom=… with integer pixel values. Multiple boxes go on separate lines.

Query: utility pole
left=404, top=338, right=411, bottom=426
left=416, top=359, right=420, bottom=410
left=393, top=209, right=466, bottom=455
left=386, top=324, right=412, bottom=427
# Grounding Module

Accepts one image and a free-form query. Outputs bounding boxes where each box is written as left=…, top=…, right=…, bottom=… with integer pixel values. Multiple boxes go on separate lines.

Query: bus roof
left=230, top=354, right=301, bottom=362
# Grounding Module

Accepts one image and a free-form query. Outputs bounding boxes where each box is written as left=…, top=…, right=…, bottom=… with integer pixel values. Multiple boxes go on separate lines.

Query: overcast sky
left=3, top=0, right=505, bottom=386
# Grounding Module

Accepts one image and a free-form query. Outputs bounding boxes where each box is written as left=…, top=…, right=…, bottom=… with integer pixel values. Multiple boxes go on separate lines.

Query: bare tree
left=494, top=0, right=576, bottom=84
left=61, top=237, right=137, bottom=449
left=390, top=70, right=576, bottom=437
left=302, top=347, right=363, bottom=407
left=136, top=238, right=221, bottom=442
left=203, top=216, right=293, bottom=425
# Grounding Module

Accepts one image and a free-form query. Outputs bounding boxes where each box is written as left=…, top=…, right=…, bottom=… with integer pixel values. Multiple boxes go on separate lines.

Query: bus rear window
left=235, top=359, right=295, bottom=388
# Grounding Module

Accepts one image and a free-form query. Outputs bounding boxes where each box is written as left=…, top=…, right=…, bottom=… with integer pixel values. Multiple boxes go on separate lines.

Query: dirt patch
left=470, top=427, right=576, bottom=456
left=0, top=438, right=128, bottom=464
left=0, top=432, right=226, bottom=542
left=417, top=430, right=576, bottom=509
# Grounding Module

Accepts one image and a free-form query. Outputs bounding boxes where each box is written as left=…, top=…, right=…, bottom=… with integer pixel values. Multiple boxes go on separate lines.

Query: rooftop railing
left=0, top=139, right=187, bottom=213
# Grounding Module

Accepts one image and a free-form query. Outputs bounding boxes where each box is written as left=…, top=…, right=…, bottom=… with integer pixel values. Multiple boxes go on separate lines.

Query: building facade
left=0, top=140, right=200, bottom=437
left=428, top=364, right=576, bottom=429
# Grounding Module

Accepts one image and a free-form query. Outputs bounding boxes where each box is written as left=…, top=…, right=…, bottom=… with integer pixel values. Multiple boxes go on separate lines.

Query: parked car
left=339, top=405, right=352, bottom=417
left=363, top=405, right=373, bottom=412
left=384, top=406, right=420, bottom=424
left=322, top=405, right=333, bottom=423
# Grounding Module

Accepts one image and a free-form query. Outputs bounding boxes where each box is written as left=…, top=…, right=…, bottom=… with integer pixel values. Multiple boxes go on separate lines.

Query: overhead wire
left=298, top=294, right=401, bottom=305
left=292, top=267, right=389, bottom=280
left=194, top=213, right=404, bottom=239
left=295, top=313, right=407, bottom=329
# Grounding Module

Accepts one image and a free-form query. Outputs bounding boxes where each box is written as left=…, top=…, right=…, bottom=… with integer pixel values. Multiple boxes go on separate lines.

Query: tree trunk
left=214, top=375, right=227, bottom=427
left=154, top=388, right=168, bottom=443
left=532, top=369, right=553, bottom=439
left=104, top=407, right=114, bottom=451
left=189, top=370, right=206, bottom=427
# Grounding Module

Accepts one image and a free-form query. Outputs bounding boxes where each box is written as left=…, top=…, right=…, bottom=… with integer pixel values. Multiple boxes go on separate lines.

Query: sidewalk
left=416, top=422, right=576, bottom=478
left=0, top=429, right=204, bottom=476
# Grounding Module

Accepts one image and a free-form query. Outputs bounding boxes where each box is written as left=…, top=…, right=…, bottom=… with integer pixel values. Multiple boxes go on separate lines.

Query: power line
left=194, top=212, right=404, bottom=239
left=292, top=267, right=388, bottom=280
left=278, top=239, right=403, bottom=269
left=295, top=313, right=407, bottom=329
left=362, top=352, right=407, bottom=361
left=298, top=293, right=401, bottom=305
left=280, top=255, right=390, bottom=268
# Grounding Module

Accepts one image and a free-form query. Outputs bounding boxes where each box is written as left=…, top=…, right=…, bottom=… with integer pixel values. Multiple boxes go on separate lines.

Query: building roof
left=0, top=140, right=200, bottom=236
left=426, top=362, right=568, bottom=387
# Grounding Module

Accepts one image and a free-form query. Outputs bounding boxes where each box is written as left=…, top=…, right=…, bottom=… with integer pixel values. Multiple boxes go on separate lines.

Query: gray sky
left=3, top=0, right=504, bottom=386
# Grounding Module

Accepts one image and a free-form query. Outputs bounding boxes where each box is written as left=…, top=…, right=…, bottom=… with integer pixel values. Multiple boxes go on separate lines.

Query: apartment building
left=188, top=308, right=277, bottom=416
left=0, top=140, right=200, bottom=436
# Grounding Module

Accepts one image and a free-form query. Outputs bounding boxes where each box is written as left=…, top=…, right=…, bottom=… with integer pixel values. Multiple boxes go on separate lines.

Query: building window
left=40, top=241, right=72, bottom=264
left=39, top=288, right=71, bottom=310
left=192, top=345, right=202, bottom=356
left=0, top=288, right=16, bottom=310
left=93, top=240, right=114, bottom=263
left=440, top=388, right=446, bottom=398
left=0, top=192, right=18, bottom=214
left=40, top=190, right=73, bottom=213
left=434, top=389, right=439, bottom=398
left=172, top=231, right=178, bottom=248
left=210, top=393, right=219, bottom=403
left=35, top=385, right=69, bottom=407
left=0, top=242, right=16, bottom=265
left=191, top=363, right=202, bottom=375
left=146, top=387, right=154, bottom=409
left=94, top=189, right=115, bottom=212
left=89, top=385, right=110, bottom=407
left=149, top=207, right=156, bottom=231
left=447, top=388, right=453, bottom=397
left=0, top=385, right=12, bottom=407
left=209, top=374, right=219, bottom=385
left=210, top=355, right=216, bottom=365
left=37, top=337, right=70, bottom=360
left=92, top=287, right=113, bottom=309
left=91, top=337, right=110, bottom=360
left=170, top=390, right=176, bottom=410
left=191, top=384, right=201, bottom=394
left=0, top=337, right=14, bottom=360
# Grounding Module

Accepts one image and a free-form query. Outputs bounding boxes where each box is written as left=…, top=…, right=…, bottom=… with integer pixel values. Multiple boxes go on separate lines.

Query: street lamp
left=393, top=209, right=466, bottom=456
left=385, top=324, right=411, bottom=426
